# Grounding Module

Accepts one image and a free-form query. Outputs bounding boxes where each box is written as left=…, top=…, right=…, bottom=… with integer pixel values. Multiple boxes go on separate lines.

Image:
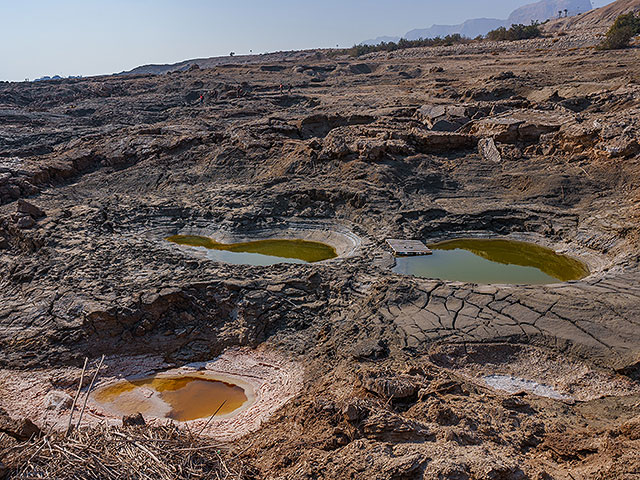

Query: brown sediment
left=0, top=348, right=302, bottom=440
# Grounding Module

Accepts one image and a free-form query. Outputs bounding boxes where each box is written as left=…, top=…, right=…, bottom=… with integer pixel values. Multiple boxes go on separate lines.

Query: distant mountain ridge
left=405, top=17, right=507, bottom=41
left=362, top=0, right=593, bottom=44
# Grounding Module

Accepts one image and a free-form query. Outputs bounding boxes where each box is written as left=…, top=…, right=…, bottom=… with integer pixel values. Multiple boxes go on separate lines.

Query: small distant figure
left=279, top=83, right=284, bottom=93
left=199, top=94, right=205, bottom=104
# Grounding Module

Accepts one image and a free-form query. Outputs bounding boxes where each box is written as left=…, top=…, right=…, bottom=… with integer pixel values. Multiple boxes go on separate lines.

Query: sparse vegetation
left=486, top=22, right=542, bottom=42
left=597, top=12, right=640, bottom=50
left=346, top=34, right=472, bottom=57
left=344, top=22, right=544, bottom=58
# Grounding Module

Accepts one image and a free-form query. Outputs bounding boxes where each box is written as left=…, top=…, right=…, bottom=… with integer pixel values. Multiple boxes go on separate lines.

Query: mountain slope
left=544, top=0, right=640, bottom=30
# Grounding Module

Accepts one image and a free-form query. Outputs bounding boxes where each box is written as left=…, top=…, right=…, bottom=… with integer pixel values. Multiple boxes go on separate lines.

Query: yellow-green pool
left=392, top=238, right=589, bottom=284
left=167, top=235, right=338, bottom=265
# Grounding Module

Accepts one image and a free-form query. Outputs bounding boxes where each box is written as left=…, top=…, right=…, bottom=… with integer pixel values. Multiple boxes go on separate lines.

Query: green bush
left=487, top=22, right=542, bottom=41
left=487, top=27, right=508, bottom=41
left=597, top=12, right=640, bottom=50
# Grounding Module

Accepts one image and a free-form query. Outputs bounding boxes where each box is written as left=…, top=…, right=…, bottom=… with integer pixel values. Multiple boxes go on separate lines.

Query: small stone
left=479, top=137, right=502, bottom=162
left=16, top=199, right=45, bottom=218
left=343, top=403, right=360, bottom=422
left=44, top=391, right=73, bottom=411
left=122, top=412, right=146, bottom=427
left=16, top=215, right=35, bottom=229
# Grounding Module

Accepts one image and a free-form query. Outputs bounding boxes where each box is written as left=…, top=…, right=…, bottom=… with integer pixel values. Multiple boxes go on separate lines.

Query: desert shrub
left=487, top=22, right=542, bottom=41
left=487, top=26, right=508, bottom=41
left=597, top=12, right=640, bottom=50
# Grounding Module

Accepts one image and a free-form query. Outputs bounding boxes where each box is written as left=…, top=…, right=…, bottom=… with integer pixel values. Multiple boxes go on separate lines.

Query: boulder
left=492, top=71, right=515, bottom=80
left=16, top=199, right=45, bottom=218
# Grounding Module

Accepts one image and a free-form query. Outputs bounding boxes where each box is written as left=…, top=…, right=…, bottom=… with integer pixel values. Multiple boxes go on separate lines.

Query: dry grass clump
left=1, top=423, right=245, bottom=480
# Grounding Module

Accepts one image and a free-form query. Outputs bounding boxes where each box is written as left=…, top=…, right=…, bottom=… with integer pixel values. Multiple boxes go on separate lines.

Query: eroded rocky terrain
left=1, top=23, right=640, bottom=480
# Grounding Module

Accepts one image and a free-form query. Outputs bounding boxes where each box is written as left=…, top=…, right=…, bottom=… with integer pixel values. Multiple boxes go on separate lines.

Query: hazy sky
left=0, top=1, right=615, bottom=81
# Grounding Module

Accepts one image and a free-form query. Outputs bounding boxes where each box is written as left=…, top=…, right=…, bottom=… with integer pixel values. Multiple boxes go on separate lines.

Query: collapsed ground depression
left=1, top=2, right=640, bottom=478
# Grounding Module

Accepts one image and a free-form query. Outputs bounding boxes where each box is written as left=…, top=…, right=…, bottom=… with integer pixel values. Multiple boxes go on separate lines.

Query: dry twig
left=76, top=355, right=105, bottom=430
left=66, top=357, right=88, bottom=436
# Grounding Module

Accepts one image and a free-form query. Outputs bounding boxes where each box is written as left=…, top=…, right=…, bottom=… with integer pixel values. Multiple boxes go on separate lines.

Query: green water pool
left=167, top=235, right=338, bottom=265
left=392, top=238, right=589, bottom=284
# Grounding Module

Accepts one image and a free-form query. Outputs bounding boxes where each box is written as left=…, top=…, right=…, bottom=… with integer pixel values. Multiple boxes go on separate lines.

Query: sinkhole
left=92, top=374, right=250, bottom=422
left=166, top=235, right=338, bottom=265
left=392, top=238, right=589, bottom=285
